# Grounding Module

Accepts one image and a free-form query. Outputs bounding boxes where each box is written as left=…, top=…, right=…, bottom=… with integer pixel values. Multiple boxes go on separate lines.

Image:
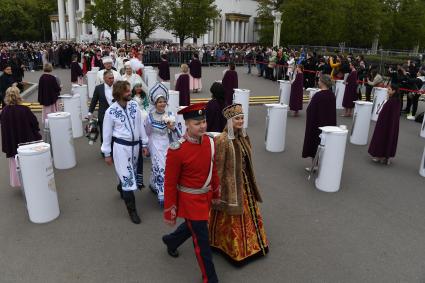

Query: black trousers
left=163, top=220, right=218, bottom=283
left=405, top=93, right=420, bottom=116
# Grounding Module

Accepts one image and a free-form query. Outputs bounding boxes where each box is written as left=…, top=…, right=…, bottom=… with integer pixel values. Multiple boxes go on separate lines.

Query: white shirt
left=104, top=83, right=113, bottom=105
left=101, top=100, right=149, bottom=156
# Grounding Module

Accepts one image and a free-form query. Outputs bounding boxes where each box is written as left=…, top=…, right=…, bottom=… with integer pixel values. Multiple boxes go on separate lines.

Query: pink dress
left=8, top=158, right=21, bottom=187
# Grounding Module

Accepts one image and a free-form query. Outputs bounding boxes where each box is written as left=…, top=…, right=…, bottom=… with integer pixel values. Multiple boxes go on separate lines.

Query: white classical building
left=50, top=0, right=261, bottom=44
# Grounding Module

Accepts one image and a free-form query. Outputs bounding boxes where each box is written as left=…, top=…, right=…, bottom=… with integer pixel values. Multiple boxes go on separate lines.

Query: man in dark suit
left=88, top=70, right=115, bottom=143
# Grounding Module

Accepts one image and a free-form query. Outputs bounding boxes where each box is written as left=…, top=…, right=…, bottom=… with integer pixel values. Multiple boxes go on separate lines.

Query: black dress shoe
left=117, top=184, right=123, bottom=199
left=128, top=211, right=141, bottom=224
left=162, top=236, right=179, bottom=257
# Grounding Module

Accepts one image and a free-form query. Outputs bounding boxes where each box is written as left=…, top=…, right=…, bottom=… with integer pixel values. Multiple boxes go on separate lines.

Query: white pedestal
left=162, top=81, right=171, bottom=90
left=350, top=101, right=373, bottom=145
left=306, top=88, right=320, bottom=103
left=420, top=116, right=425, bottom=138
left=46, top=112, right=77, bottom=169
left=371, top=87, right=388, bottom=122
left=72, top=84, right=89, bottom=118
left=176, top=106, right=188, bottom=135
left=315, top=126, right=348, bottom=192
left=146, top=70, right=158, bottom=92
left=86, top=71, right=97, bottom=99
left=17, top=142, right=60, bottom=223
left=143, top=66, right=153, bottom=82
left=233, top=89, right=250, bottom=128
left=420, top=145, right=425, bottom=177
left=168, top=90, right=180, bottom=115
left=278, top=80, right=291, bottom=105
left=265, top=104, right=288, bottom=152
left=60, top=95, right=83, bottom=138
left=335, top=80, right=345, bottom=110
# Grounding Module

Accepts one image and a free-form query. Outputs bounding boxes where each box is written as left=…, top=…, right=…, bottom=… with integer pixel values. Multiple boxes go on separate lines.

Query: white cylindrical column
left=235, top=21, right=240, bottom=42
left=79, top=0, right=86, bottom=35
left=306, top=88, right=320, bottom=103
left=86, top=71, right=97, bottom=98
left=335, top=80, right=345, bottom=110
left=233, top=89, right=250, bottom=128
left=16, top=142, right=60, bottom=223
left=241, top=21, right=245, bottom=43
left=371, top=87, right=388, bottom=121
left=143, top=66, right=153, bottom=82
left=47, top=112, right=77, bottom=169
left=162, top=81, right=171, bottom=90
left=57, top=0, right=66, bottom=40
left=420, top=145, right=425, bottom=177
left=420, top=116, right=425, bottom=138
left=168, top=90, right=180, bottom=115
left=72, top=84, right=89, bottom=118
left=315, top=126, right=348, bottom=192
left=265, top=104, right=288, bottom=152
left=60, top=94, right=83, bottom=138
left=350, top=101, right=373, bottom=145
left=68, top=0, right=76, bottom=40
left=176, top=106, right=188, bottom=135
left=278, top=80, right=291, bottom=105
left=245, top=22, right=250, bottom=43
left=147, top=70, right=158, bottom=92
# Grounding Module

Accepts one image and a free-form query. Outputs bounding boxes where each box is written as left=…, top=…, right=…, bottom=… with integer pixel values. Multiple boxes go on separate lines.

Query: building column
left=79, top=0, right=86, bottom=36
left=51, top=21, right=55, bottom=40
left=215, top=18, right=221, bottom=44
left=68, top=0, right=76, bottom=40
left=235, top=21, right=240, bottom=43
left=221, top=17, right=226, bottom=43
left=57, top=0, right=66, bottom=40
left=241, top=21, right=245, bottom=43
left=230, top=20, right=235, bottom=43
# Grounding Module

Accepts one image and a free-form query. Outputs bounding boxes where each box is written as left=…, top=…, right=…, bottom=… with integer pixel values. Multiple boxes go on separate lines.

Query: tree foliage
left=0, top=0, right=56, bottom=41
left=258, top=0, right=425, bottom=50
left=161, top=0, right=219, bottom=46
left=127, top=0, right=162, bottom=43
left=84, top=0, right=123, bottom=43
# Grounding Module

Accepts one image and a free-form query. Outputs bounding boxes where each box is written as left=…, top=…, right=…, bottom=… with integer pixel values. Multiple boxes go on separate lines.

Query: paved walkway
left=1, top=67, right=425, bottom=282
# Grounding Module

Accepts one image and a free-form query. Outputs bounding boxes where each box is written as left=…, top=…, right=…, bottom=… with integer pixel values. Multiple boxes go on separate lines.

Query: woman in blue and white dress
left=145, top=83, right=181, bottom=207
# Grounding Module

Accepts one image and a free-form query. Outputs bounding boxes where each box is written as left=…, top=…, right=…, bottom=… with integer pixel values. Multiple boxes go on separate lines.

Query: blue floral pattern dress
left=144, top=111, right=180, bottom=205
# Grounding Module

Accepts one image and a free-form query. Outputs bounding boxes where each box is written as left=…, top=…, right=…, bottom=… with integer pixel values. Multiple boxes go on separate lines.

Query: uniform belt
left=112, top=137, right=140, bottom=146
left=177, top=185, right=210, bottom=194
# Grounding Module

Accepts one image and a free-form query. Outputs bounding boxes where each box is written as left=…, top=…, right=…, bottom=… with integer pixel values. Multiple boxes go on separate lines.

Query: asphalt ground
left=0, top=66, right=425, bottom=282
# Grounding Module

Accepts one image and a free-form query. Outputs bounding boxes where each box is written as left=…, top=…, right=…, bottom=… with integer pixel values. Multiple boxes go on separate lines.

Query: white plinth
left=233, top=88, right=250, bottom=128
left=162, top=81, right=171, bottom=90
left=371, top=87, right=388, bottom=122
left=17, top=142, right=60, bottom=223
left=143, top=66, right=153, bottom=82
left=47, top=112, right=77, bottom=169
left=265, top=104, right=288, bottom=152
left=306, top=88, right=320, bottom=103
left=72, top=84, right=89, bottom=118
left=350, top=101, right=373, bottom=145
left=420, top=116, right=425, bottom=138
left=168, top=90, right=180, bottom=115
left=147, top=70, right=158, bottom=92
left=315, top=126, right=348, bottom=192
left=60, top=94, right=83, bottom=138
left=335, top=80, right=345, bottom=110
left=176, top=106, right=188, bottom=134
left=420, top=145, right=425, bottom=177
left=86, top=71, right=97, bottom=99
left=278, top=80, right=291, bottom=105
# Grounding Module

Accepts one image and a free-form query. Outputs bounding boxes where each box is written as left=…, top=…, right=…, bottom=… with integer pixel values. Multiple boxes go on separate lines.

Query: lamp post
left=273, top=11, right=282, bottom=47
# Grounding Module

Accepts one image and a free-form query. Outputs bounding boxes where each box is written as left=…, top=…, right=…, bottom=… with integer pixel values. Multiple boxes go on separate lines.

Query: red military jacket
left=164, top=134, right=220, bottom=224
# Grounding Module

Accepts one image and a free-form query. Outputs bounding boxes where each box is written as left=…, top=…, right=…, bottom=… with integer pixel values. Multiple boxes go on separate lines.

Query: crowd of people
left=1, top=40, right=425, bottom=282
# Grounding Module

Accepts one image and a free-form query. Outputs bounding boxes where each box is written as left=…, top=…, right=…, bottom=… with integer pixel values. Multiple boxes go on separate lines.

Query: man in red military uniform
left=162, top=103, right=220, bottom=283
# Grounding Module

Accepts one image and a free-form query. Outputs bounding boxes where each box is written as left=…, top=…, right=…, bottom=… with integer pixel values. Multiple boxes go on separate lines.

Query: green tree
left=84, top=0, right=123, bottom=43
left=127, top=0, right=162, bottom=42
left=161, top=0, right=219, bottom=46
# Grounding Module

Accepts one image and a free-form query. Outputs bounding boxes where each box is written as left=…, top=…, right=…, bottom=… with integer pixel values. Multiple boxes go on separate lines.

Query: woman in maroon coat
left=189, top=53, right=202, bottom=92
left=342, top=62, right=358, bottom=117
left=175, top=64, right=191, bottom=106
left=222, top=62, right=238, bottom=106
left=302, top=75, right=337, bottom=161
left=1, top=86, right=42, bottom=187
left=38, top=63, right=61, bottom=123
left=158, top=54, right=170, bottom=82
left=206, top=82, right=227, bottom=132
left=289, top=65, right=304, bottom=116
left=368, top=83, right=401, bottom=165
